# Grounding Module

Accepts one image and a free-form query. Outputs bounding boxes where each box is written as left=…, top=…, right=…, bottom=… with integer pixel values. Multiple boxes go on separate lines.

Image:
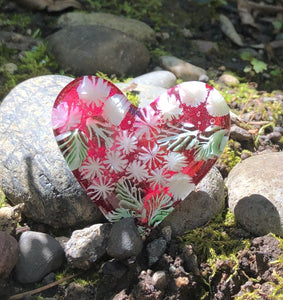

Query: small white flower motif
left=206, top=89, right=230, bottom=117
left=157, top=93, right=183, bottom=121
left=116, top=130, right=138, bottom=155
left=103, top=94, right=130, bottom=126
left=134, top=106, right=160, bottom=139
left=179, top=81, right=208, bottom=107
left=138, top=143, right=164, bottom=169
left=168, top=173, right=195, bottom=200
left=79, top=157, right=104, bottom=180
left=126, top=160, right=148, bottom=182
left=148, top=167, right=168, bottom=188
left=88, top=177, right=114, bottom=201
left=52, top=102, right=82, bottom=132
left=77, top=76, right=111, bottom=108
left=105, top=151, right=128, bottom=173
left=164, top=152, right=187, bottom=172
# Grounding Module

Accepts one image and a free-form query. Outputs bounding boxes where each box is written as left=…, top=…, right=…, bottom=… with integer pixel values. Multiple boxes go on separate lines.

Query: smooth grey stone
left=57, top=12, right=156, bottom=44
left=0, top=75, right=103, bottom=228
left=227, top=152, right=283, bottom=236
left=159, top=166, right=224, bottom=236
left=47, top=25, right=150, bottom=77
left=15, top=231, right=65, bottom=283
left=107, top=218, right=143, bottom=260
left=130, top=70, right=177, bottom=89
left=65, top=223, right=111, bottom=270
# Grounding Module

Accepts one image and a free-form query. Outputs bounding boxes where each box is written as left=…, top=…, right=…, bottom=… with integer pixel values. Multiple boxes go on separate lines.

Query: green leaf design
left=194, top=127, right=228, bottom=161
left=147, top=193, right=174, bottom=227
left=106, top=207, right=137, bottom=223
left=57, top=129, right=89, bottom=171
left=116, top=179, right=143, bottom=210
left=157, top=123, right=199, bottom=151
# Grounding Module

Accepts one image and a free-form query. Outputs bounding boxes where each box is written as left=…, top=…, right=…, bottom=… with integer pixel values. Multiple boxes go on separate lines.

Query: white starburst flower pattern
left=168, top=173, right=195, bottom=200
left=179, top=81, right=208, bottom=107
left=103, top=94, right=130, bottom=126
left=139, top=143, right=164, bottom=169
left=105, top=151, right=128, bottom=173
left=126, top=160, right=148, bottom=182
left=133, top=106, right=160, bottom=139
left=206, top=89, right=230, bottom=117
left=157, top=93, right=183, bottom=121
left=164, top=152, right=187, bottom=172
left=79, top=157, right=104, bottom=180
left=148, top=167, right=168, bottom=188
left=52, top=102, right=82, bottom=132
left=88, top=177, right=114, bottom=201
left=77, top=76, right=111, bottom=108
left=116, top=130, right=138, bottom=155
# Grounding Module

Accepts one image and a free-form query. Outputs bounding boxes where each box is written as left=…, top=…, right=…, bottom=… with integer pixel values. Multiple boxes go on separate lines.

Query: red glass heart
left=52, top=76, right=230, bottom=233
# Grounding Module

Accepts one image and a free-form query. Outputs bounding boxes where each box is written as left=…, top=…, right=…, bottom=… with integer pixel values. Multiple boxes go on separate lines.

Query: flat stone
left=159, top=166, right=224, bottom=236
left=47, top=25, right=150, bottom=77
left=57, top=12, right=156, bottom=44
left=159, top=55, right=208, bottom=82
left=65, top=223, right=111, bottom=270
left=130, top=70, right=177, bottom=89
left=0, top=232, right=19, bottom=278
left=227, top=152, right=283, bottom=236
left=15, top=231, right=65, bottom=283
left=0, top=75, right=103, bottom=228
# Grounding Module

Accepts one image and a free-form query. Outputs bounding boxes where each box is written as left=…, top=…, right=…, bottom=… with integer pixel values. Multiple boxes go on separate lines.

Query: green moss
left=179, top=208, right=247, bottom=262
left=0, top=188, right=7, bottom=208
left=180, top=208, right=251, bottom=298
left=85, top=0, right=173, bottom=31
left=218, top=140, right=242, bottom=173
left=1, top=43, right=59, bottom=100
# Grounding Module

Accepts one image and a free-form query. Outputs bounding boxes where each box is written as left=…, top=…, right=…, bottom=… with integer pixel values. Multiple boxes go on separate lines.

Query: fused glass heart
left=52, top=76, right=230, bottom=234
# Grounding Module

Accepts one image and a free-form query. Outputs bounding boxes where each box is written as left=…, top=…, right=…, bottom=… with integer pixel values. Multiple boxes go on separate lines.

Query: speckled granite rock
left=227, top=152, right=283, bottom=236
left=0, top=75, right=103, bottom=228
left=65, top=223, right=111, bottom=270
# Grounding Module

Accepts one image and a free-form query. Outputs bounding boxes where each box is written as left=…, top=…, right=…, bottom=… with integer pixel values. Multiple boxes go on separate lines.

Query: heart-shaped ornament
left=52, top=76, right=230, bottom=234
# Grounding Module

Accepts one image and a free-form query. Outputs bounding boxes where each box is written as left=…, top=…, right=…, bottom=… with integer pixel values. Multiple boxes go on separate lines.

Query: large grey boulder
left=47, top=25, right=150, bottom=77
left=0, top=75, right=103, bottom=228
left=57, top=12, right=156, bottom=44
left=227, top=152, right=283, bottom=236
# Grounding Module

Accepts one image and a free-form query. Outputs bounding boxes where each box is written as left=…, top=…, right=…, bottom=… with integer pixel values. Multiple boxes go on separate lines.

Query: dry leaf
left=237, top=0, right=257, bottom=28
left=219, top=14, right=244, bottom=46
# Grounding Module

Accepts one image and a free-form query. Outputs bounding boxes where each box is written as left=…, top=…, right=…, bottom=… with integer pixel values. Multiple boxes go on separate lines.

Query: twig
left=247, top=1, right=283, bottom=13
left=9, top=272, right=83, bottom=300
